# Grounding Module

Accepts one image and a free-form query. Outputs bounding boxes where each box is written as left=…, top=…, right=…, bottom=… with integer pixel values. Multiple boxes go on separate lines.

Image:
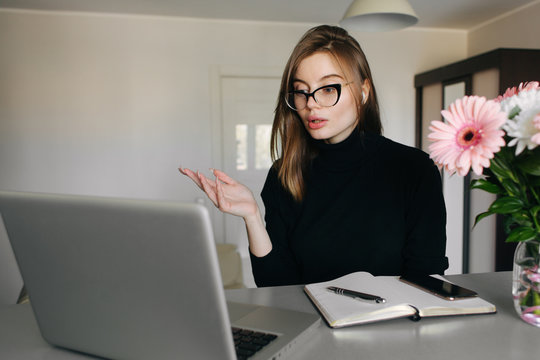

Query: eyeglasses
left=285, top=82, right=353, bottom=111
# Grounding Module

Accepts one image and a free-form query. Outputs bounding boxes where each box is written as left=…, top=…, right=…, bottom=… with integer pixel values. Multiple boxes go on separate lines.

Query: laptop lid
left=0, top=191, right=236, bottom=359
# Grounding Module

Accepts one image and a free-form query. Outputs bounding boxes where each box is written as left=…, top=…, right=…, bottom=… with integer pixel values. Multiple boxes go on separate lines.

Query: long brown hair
left=271, top=25, right=382, bottom=201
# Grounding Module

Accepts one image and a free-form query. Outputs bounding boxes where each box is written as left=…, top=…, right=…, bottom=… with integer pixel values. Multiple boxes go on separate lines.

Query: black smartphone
left=399, top=275, right=478, bottom=300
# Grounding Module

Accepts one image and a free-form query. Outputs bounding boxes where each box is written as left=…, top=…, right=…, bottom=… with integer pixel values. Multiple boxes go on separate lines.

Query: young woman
left=180, top=25, right=448, bottom=287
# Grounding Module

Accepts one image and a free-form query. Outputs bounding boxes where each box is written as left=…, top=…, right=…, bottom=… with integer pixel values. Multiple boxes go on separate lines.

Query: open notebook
left=0, top=191, right=320, bottom=360
left=305, top=271, right=496, bottom=328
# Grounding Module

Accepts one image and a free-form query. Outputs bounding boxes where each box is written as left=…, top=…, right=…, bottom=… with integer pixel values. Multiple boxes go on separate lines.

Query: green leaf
left=503, top=215, right=516, bottom=234
left=498, top=145, right=516, bottom=162
left=506, top=226, right=538, bottom=243
left=500, top=179, right=521, bottom=197
left=488, top=197, right=524, bottom=214
left=474, top=211, right=494, bottom=226
left=508, top=105, right=521, bottom=119
left=531, top=205, right=540, bottom=219
left=489, top=157, right=513, bottom=181
left=470, top=179, right=502, bottom=194
left=516, top=156, right=540, bottom=176
left=509, top=211, right=532, bottom=227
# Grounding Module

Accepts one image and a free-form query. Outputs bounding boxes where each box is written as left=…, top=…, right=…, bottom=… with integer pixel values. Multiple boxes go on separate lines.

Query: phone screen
left=399, top=275, right=478, bottom=300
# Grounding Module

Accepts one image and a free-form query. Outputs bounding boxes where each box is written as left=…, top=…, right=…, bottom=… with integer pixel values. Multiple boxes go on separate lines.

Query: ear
left=361, top=80, right=371, bottom=104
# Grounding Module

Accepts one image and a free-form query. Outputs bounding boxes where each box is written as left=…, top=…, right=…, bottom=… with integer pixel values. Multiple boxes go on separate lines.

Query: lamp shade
left=340, top=0, right=418, bottom=32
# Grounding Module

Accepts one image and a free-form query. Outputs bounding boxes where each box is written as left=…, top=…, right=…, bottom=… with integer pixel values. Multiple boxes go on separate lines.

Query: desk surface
left=1, top=272, right=539, bottom=359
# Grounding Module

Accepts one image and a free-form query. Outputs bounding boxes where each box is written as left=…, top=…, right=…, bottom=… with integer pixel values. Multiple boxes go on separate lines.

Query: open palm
left=179, top=167, right=258, bottom=219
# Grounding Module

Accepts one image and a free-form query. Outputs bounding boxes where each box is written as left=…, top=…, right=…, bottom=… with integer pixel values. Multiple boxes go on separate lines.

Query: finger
left=211, top=168, right=237, bottom=185
left=198, top=172, right=217, bottom=192
left=215, top=175, right=230, bottom=212
left=179, top=167, right=203, bottom=189
left=198, top=173, right=219, bottom=206
left=178, top=166, right=196, bottom=176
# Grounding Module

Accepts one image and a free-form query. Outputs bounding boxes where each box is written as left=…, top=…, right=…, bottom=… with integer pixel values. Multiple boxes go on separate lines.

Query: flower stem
left=532, top=211, right=540, bottom=235
left=531, top=186, right=540, bottom=206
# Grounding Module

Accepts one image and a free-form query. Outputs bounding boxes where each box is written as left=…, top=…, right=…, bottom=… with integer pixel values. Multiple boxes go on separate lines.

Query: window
left=235, top=124, right=272, bottom=171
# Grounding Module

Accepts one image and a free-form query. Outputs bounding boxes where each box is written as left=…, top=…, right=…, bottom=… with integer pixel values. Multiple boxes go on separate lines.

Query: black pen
left=327, top=286, right=386, bottom=304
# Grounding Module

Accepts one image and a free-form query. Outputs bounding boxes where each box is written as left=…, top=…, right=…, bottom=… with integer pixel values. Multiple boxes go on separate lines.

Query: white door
left=220, top=75, right=281, bottom=286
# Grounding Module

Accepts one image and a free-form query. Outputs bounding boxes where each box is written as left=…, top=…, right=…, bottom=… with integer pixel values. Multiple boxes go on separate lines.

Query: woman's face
left=293, top=52, right=360, bottom=144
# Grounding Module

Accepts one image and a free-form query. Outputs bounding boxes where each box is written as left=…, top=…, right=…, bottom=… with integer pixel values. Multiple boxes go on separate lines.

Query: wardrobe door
left=468, top=69, right=499, bottom=273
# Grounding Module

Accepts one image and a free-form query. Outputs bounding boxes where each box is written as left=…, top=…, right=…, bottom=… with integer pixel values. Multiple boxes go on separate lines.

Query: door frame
left=209, top=65, right=282, bottom=243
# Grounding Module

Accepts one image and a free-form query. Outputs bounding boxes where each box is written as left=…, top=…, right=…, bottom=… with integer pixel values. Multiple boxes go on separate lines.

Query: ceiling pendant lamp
left=340, top=0, right=418, bottom=32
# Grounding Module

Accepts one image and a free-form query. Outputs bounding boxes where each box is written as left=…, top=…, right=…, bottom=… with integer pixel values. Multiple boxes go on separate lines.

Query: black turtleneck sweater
left=250, top=131, right=449, bottom=287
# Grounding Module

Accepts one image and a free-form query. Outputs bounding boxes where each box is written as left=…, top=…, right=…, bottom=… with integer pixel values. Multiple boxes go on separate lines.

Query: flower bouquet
left=428, top=81, right=540, bottom=327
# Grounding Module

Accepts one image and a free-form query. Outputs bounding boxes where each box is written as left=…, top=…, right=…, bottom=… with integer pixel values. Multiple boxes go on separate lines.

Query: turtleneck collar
left=311, top=130, right=381, bottom=172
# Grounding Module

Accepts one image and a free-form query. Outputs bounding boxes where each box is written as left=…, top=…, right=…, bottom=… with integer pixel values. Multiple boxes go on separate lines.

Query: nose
left=305, top=94, right=319, bottom=109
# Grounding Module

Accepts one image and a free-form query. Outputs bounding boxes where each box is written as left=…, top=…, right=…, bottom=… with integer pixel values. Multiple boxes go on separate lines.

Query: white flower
left=501, top=89, right=540, bottom=155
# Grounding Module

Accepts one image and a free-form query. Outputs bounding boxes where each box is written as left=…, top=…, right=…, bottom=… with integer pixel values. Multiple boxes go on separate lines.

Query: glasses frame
left=285, top=82, right=353, bottom=111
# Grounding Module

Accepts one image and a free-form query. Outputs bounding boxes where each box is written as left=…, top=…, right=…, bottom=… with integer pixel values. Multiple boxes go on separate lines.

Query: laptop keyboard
left=232, top=327, right=278, bottom=359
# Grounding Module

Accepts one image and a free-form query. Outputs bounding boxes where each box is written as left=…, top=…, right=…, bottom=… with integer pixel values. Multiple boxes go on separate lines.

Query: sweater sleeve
left=249, top=167, right=302, bottom=287
left=402, top=153, right=449, bottom=276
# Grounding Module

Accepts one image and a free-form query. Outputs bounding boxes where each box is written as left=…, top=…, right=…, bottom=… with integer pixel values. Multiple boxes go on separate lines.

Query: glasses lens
left=286, top=92, right=306, bottom=111
left=285, top=84, right=341, bottom=111
left=314, top=85, right=339, bottom=107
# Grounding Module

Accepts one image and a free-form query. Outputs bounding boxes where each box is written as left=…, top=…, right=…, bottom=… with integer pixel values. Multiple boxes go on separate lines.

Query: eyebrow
left=292, top=73, right=344, bottom=85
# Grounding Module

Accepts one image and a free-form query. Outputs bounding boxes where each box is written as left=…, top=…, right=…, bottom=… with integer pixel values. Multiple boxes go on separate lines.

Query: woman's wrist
left=242, top=207, right=263, bottom=227
left=243, top=209, right=272, bottom=257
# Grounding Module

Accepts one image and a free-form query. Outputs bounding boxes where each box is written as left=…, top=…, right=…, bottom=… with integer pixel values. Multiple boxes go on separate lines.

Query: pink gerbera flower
left=428, top=96, right=506, bottom=176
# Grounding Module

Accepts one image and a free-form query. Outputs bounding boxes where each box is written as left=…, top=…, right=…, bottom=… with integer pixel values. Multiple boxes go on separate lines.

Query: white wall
left=0, top=11, right=305, bottom=206
left=349, top=28, right=467, bottom=144
left=0, top=9, right=467, bottom=243
left=468, top=1, right=540, bottom=56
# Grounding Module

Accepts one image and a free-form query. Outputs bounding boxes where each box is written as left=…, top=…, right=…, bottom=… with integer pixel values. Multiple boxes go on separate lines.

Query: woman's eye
left=321, top=87, right=336, bottom=94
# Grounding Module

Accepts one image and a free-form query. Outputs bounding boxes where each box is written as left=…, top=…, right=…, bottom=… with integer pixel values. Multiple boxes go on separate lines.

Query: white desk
left=1, top=272, right=539, bottom=359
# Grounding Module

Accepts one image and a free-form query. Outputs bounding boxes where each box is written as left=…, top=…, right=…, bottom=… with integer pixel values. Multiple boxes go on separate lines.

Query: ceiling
left=0, top=0, right=538, bottom=30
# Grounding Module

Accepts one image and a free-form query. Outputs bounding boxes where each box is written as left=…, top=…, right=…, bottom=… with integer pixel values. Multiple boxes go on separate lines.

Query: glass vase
left=512, top=239, right=540, bottom=327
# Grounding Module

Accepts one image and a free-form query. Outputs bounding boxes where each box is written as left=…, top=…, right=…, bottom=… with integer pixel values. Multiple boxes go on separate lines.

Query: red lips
left=308, top=116, right=327, bottom=130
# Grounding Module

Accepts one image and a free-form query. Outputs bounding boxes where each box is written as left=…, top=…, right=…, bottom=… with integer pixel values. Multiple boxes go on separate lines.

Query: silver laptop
left=0, top=191, right=320, bottom=360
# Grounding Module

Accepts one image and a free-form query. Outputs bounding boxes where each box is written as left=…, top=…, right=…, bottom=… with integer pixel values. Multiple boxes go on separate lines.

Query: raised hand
left=179, top=166, right=272, bottom=257
left=213, top=169, right=261, bottom=218
left=179, top=167, right=258, bottom=219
